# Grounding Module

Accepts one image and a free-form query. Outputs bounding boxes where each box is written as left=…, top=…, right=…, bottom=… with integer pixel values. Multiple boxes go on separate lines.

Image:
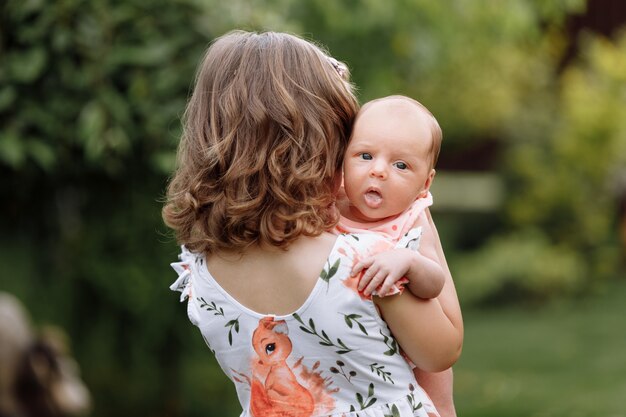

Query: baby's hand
left=352, top=249, right=413, bottom=296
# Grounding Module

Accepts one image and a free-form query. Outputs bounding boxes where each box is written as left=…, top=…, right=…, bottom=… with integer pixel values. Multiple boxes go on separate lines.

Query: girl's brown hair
left=162, top=31, right=358, bottom=253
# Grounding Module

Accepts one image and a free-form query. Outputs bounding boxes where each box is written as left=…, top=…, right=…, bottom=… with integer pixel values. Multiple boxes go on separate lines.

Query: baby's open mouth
left=364, top=189, right=383, bottom=208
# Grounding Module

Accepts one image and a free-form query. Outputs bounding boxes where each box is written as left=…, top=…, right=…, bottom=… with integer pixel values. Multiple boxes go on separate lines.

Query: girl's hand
left=353, top=249, right=414, bottom=296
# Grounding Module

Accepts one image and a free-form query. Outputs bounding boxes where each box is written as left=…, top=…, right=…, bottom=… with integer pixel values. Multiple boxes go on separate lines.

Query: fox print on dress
left=232, top=316, right=337, bottom=417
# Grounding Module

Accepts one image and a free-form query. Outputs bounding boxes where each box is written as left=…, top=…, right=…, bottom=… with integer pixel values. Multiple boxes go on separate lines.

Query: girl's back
left=171, top=232, right=434, bottom=417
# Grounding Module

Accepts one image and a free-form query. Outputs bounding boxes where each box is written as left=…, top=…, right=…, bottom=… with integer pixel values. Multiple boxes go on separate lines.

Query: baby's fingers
left=352, top=257, right=374, bottom=278
left=357, top=261, right=378, bottom=291
left=363, top=269, right=387, bottom=296
left=378, top=274, right=402, bottom=297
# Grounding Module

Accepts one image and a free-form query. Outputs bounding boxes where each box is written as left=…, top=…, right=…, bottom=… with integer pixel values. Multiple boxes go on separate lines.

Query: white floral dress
left=170, top=233, right=438, bottom=417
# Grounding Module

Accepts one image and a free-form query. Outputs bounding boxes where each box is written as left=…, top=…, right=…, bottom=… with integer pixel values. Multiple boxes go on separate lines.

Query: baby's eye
left=265, top=343, right=275, bottom=355
left=359, top=153, right=373, bottom=160
left=394, top=161, right=408, bottom=170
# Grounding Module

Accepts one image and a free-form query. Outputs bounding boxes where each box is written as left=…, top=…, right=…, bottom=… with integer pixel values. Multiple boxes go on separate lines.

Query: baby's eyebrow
left=390, top=152, right=419, bottom=162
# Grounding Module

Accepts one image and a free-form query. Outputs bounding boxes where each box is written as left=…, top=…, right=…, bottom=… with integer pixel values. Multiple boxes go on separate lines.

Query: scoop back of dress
left=171, top=233, right=437, bottom=417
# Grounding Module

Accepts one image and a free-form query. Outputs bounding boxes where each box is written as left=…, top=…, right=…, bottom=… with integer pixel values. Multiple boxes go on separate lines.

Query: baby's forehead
left=358, top=97, right=425, bottom=121
left=351, top=97, right=434, bottom=149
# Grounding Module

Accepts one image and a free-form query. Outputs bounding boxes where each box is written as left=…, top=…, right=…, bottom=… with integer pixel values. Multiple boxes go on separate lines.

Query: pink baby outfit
left=335, top=193, right=433, bottom=242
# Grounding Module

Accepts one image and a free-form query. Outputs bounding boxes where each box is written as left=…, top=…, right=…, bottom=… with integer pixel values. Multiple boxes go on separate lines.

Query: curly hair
left=162, top=31, right=359, bottom=253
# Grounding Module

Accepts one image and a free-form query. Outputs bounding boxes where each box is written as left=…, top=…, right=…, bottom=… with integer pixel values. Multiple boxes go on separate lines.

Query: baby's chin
left=347, top=205, right=396, bottom=223
left=337, top=191, right=399, bottom=223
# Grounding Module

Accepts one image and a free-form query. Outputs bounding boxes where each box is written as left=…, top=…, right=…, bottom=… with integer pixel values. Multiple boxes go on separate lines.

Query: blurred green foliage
left=1, top=0, right=215, bottom=415
left=0, top=0, right=211, bottom=175
left=1, top=0, right=624, bottom=415
left=455, top=30, right=626, bottom=304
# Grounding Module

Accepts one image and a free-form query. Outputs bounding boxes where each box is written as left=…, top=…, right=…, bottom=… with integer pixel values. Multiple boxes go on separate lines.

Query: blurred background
left=1, top=0, right=625, bottom=416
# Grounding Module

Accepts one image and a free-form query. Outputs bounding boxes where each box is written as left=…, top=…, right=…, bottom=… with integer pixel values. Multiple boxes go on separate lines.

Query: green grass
left=454, top=280, right=626, bottom=417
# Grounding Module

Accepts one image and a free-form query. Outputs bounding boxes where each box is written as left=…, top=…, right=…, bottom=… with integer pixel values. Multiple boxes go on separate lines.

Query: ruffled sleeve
left=169, top=246, right=201, bottom=326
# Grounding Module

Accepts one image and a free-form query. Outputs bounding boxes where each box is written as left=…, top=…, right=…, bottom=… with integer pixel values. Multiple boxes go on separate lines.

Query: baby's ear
left=420, top=169, right=436, bottom=197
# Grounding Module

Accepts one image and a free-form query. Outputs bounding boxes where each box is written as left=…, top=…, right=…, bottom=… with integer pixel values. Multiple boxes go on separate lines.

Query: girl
left=163, top=30, right=462, bottom=417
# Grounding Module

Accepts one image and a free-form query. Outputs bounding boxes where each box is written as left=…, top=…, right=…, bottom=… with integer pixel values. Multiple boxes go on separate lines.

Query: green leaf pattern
left=354, top=382, right=377, bottom=410
left=319, top=258, right=341, bottom=282
left=198, top=297, right=224, bottom=316
left=292, top=313, right=354, bottom=354
left=369, top=362, right=394, bottom=384
left=407, top=384, right=424, bottom=412
left=225, top=318, right=240, bottom=346
left=198, top=297, right=239, bottom=346
left=380, top=329, right=399, bottom=356
left=384, top=404, right=401, bottom=417
left=343, top=313, right=368, bottom=335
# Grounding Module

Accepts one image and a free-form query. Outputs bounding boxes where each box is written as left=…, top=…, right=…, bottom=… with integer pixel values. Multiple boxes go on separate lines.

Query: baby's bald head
left=356, top=95, right=442, bottom=168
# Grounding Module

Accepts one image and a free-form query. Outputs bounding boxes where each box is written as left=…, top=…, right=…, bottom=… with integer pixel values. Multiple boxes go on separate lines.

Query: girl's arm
left=412, top=208, right=463, bottom=416
left=423, top=207, right=463, bottom=334
left=375, top=208, right=464, bottom=377
left=374, top=289, right=462, bottom=372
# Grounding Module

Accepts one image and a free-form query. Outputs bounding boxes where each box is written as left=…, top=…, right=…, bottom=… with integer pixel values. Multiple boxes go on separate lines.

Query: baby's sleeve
left=395, top=226, right=423, bottom=251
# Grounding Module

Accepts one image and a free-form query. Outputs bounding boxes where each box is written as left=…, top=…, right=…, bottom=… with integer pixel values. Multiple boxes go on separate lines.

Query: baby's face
left=342, top=100, right=434, bottom=222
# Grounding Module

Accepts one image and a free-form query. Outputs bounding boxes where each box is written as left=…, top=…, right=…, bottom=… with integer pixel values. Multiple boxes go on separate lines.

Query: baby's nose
left=369, top=162, right=387, bottom=179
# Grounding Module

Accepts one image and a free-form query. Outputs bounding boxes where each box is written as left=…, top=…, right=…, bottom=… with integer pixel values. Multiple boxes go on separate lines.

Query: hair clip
left=327, top=57, right=347, bottom=79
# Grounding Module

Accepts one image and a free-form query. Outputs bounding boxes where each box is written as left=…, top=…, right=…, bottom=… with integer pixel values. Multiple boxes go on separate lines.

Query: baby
left=335, top=95, right=456, bottom=417
left=336, top=95, right=445, bottom=299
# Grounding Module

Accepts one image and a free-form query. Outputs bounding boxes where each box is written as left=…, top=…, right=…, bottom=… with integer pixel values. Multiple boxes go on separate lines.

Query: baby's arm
left=353, top=214, right=446, bottom=299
